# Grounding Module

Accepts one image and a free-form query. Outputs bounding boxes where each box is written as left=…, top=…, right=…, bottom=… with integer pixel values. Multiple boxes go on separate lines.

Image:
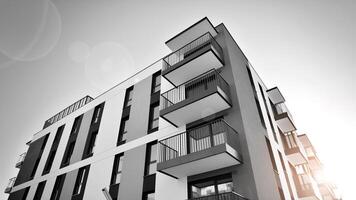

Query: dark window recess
left=123, top=86, right=134, bottom=108
left=62, top=141, right=75, bottom=165
left=148, top=103, right=159, bottom=133
left=50, top=174, right=66, bottom=200
left=111, top=154, right=124, bottom=185
left=143, top=192, right=155, bottom=200
left=145, top=142, right=157, bottom=176
left=259, top=84, right=278, bottom=143
left=73, top=165, right=90, bottom=197
left=33, top=181, right=46, bottom=200
left=117, top=118, right=129, bottom=145
left=86, top=130, right=98, bottom=156
left=61, top=115, right=83, bottom=167
left=43, top=125, right=65, bottom=175
left=30, top=134, right=49, bottom=179
left=265, top=137, right=278, bottom=172
left=22, top=187, right=30, bottom=200
left=255, top=97, right=266, bottom=129
left=246, top=65, right=256, bottom=94
left=188, top=174, right=233, bottom=198
left=91, top=103, right=105, bottom=125
left=151, top=71, right=161, bottom=94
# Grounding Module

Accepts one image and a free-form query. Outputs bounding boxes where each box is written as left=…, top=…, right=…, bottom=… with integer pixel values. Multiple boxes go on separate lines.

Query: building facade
left=5, top=18, right=339, bottom=200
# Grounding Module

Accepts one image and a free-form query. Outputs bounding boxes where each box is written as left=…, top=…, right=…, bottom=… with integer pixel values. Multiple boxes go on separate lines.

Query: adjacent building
left=4, top=17, right=340, bottom=200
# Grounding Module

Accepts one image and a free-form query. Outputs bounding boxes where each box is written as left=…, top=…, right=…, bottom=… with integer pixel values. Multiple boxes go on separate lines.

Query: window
left=50, top=174, right=65, bottom=200
left=63, top=141, right=75, bottom=165
left=151, top=71, right=161, bottom=93
left=189, top=174, right=233, bottom=198
left=117, top=118, right=129, bottom=145
left=145, top=142, right=157, bottom=176
left=111, top=154, right=124, bottom=185
left=31, top=134, right=49, bottom=178
left=73, top=166, right=89, bottom=195
left=148, top=104, right=159, bottom=132
left=259, top=84, right=278, bottom=143
left=33, top=181, right=46, bottom=199
left=53, top=125, right=65, bottom=144
left=91, top=103, right=104, bottom=125
left=43, top=151, right=56, bottom=173
left=246, top=65, right=256, bottom=93
left=255, top=97, right=266, bottom=128
left=143, top=192, right=155, bottom=200
left=86, top=131, right=98, bottom=155
left=124, top=86, right=134, bottom=107
left=265, top=137, right=278, bottom=172
left=71, top=115, right=83, bottom=135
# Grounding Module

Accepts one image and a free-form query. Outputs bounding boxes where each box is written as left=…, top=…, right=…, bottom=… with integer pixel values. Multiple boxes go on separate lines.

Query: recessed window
left=86, top=130, right=98, bottom=155
left=145, top=142, right=157, bottom=176
left=43, top=151, right=56, bottom=173
left=62, top=141, right=75, bottom=165
left=151, top=71, right=161, bottom=94
left=143, top=192, right=155, bottom=200
left=91, top=103, right=104, bottom=125
left=73, top=166, right=89, bottom=195
left=50, top=174, right=65, bottom=200
left=33, top=181, right=46, bottom=200
left=124, top=86, right=134, bottom=108
left=71, top=115, right=83, bottom=135
left=111, top=154, right=124, bottom=185
left=189, top=174, right=233, bottom=198
left=148, top=104, right=159, bottom=133
left=117, top=118, right=129, bottom=145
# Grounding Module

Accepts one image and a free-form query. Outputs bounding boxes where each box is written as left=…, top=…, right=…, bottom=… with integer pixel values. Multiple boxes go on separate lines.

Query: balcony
left=43, top=95, right=93, bottom=129
left=157, top=119, right=242, bottom=178
left=15, top=152, right=26, bottom=168
left=272, top=102, right=296, bottom=133
left=4, top=177, right=16, bottom=193
left=319, top=183, right=338, bottom=200
left=160, top=70, right=231, bottom=127
left=188, top=192, right=248, bottom=200
left=162, top=32, right=224, bottom=86
left=296, top=174, right=322, bottom=200
left=267, top=87, right=285, bottom=105
left=282, top=132, right=307, bottom=165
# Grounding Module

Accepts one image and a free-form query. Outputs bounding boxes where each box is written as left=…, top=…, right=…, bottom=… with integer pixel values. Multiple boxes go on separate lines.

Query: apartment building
left=4, top=17, right=339, bottom=200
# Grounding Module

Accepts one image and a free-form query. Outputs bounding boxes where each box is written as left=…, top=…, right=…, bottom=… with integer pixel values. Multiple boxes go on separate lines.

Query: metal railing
left=162, top=32, right=223, bottom=71
left=5, top=177, right=16, bottom=193
left=16, top=152, right=26, bottom=167
left=161, top=70, right=230, bottom=110
left=188, top=192, right=248, bottom=200
left=43, top=95, right=93, bottom=129
left=158, top=119, right=239, bottom=163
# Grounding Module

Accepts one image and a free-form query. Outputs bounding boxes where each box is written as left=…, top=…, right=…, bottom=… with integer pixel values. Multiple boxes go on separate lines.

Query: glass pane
left=153, top=105, right=159, bottom=118
left=118, top=157, right=124, bottom=171
left=150, top=144, right=157, bottom=161
left=145, top=193, right=155, bottom=200
left=115, top=173, right=121, bottom=184
left=150, top=119, right=159, bottom=130
left=148, top=162, right=156, bottom=175
left=191, top=182, right=215, bottom=197
left=217, top=181, right=233, bottom=193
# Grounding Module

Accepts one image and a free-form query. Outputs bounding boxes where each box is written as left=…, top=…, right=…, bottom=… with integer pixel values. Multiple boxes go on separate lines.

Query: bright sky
left=0, top=0, right=355, bottom=199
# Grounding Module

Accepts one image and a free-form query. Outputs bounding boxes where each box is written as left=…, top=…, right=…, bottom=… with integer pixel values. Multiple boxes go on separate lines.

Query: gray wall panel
left=59, top=169, right=78, bottom=200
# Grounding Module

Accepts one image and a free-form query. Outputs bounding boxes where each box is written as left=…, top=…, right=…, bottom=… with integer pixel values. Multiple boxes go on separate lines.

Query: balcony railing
left=43, top=95, right=93, bottom=129
left=188, top=192, right=248, bottom=200
left=161, top=69, right=230, bottom=110
left=15, top=152, right=26, bottom=168
left=4, top=177, right=16, bottom=193
left=162, top=32, right=223, bottom=71
left=158, top=119, right=239, bottom=163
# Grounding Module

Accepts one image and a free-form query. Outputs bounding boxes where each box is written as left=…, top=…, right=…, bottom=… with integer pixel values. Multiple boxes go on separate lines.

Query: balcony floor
left=158, top=144, right=241, bottom=178
left=161, top=90, right=231, bottom=127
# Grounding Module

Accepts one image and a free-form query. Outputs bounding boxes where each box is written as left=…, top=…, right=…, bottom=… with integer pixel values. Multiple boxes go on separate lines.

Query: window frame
left=110, top=153, right=124, bottom=185
left=144, top=141, right=158, bottom=176
left=151, top=71, right=161, bottom=94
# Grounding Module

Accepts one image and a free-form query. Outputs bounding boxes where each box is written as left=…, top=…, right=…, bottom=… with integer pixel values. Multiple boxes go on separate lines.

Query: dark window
left=124, top=86, right=134, bottom=108
left=255, top=97, right=266, bottom=129
left=73, top=166, right=90, bottom=196
left=117, top=118, right=129, bottom=145
left=265, top=137, right=278, bottom=172
left=50, top=174, right=65, bottom=200
left=63, top=141, right=75, bottom=165
left=43, top=151, right=56, bottom=173
left=53, top=125, right=65, bottom=144
left=189, top=174, right=233, bottom=198
left=30, top=134, right=49, bottom=179
left=151, top=71, right=161, bottom=94
left=91, top=104, right=103, bottom=125
left=111, top=154, right=124, bottom=185
left=145, top=142, right=157, bottom=176
left=259, top=84, right=278, bottom=143
left=246, top=65, right=256, bottom=93
left=71, top=115, right=82, bottom=135
left=143, top=192, right=155, bottom=200
left=33, top=181, right=46, bottom=199
left=148, top=104, right=159, bottom=133
left=86, top=130, right=98, bottom=156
